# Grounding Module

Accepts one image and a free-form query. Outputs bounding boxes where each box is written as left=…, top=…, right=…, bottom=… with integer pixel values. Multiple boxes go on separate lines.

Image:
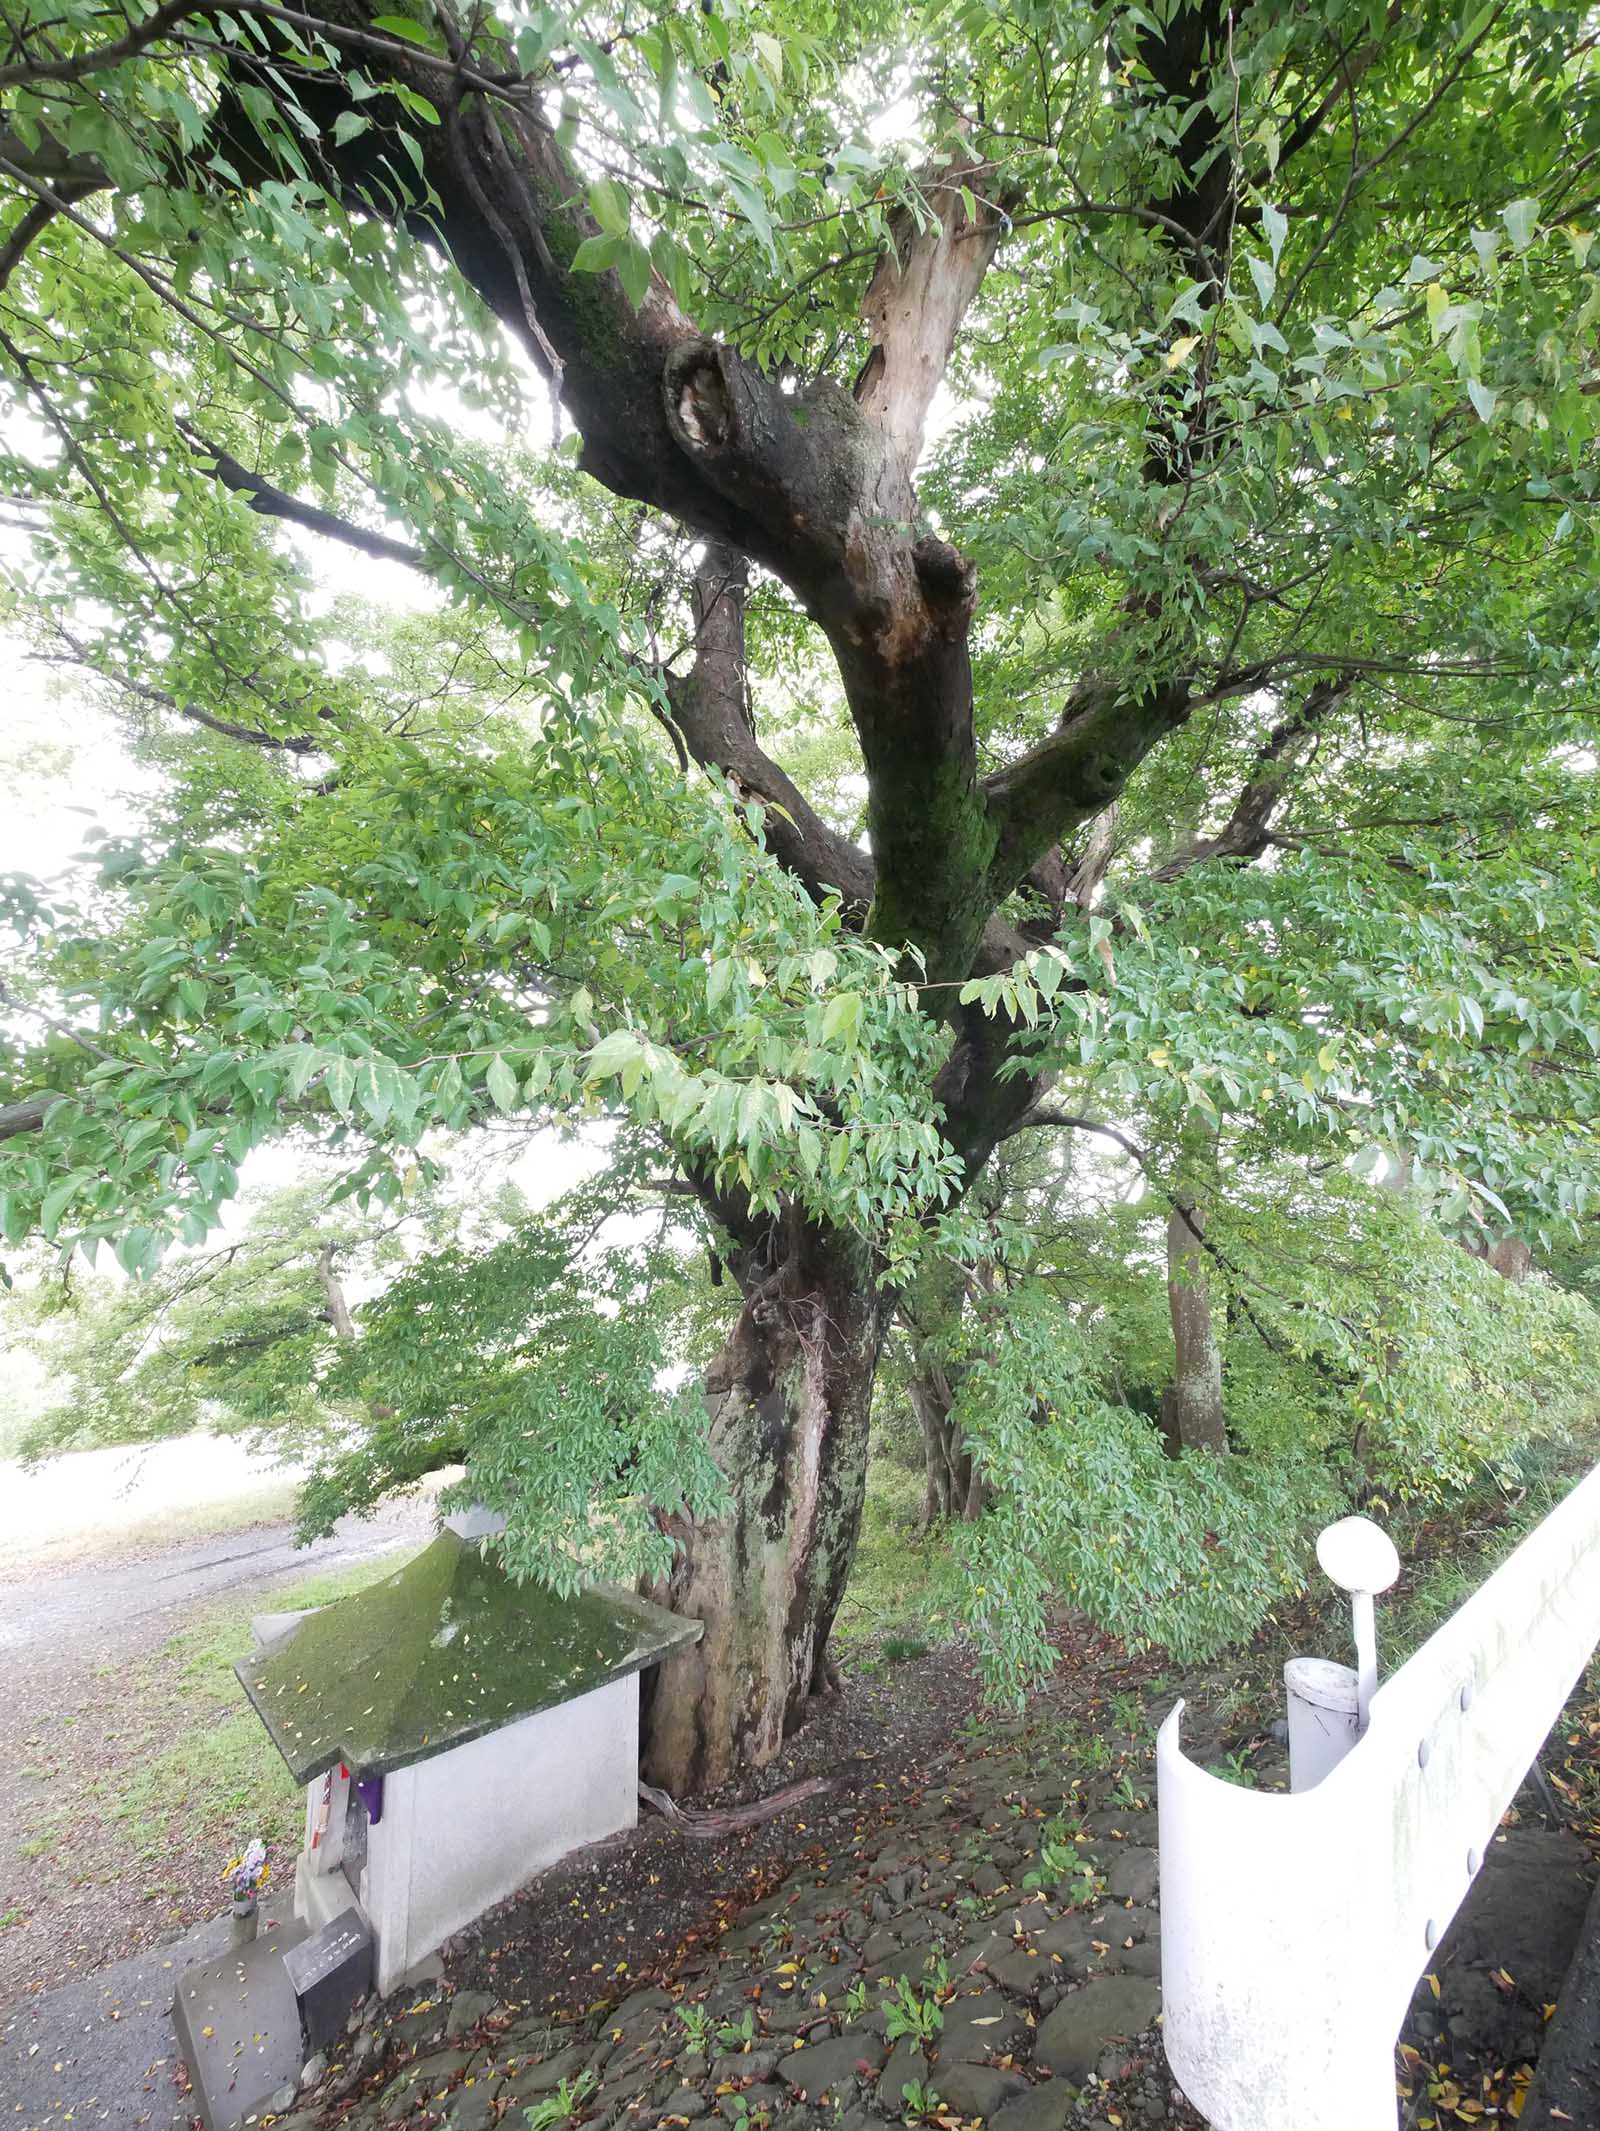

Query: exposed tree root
left=637, top=1775, right=832, bottom=1837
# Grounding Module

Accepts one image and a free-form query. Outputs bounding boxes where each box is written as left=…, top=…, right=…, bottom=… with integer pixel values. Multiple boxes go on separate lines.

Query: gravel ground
left=0, top=1496, right=438, bottom=2014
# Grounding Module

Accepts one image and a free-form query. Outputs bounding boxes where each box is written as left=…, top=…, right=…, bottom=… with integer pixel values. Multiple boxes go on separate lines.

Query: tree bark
left=316, top=1241, right=358, bottom=1339
left=908, top=1364, right=983, bottom=1525
left=1159, top=1196, right=1228, bottom=1454
left=642, top=1211, right=887, bottom=1794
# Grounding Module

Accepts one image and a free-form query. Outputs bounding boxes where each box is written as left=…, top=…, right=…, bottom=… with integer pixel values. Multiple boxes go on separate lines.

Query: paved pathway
left=279, top=1732, right=1184, bottom=2131
left=0, top=1438, right=308, bottom=1577
left=0, top=1506, right=435, bottom=1661
left=4, top=1907, right=239, bottom=2130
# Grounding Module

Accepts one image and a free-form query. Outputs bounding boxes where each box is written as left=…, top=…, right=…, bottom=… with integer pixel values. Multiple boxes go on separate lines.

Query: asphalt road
left=0, top=1504, right=436, bottom=1663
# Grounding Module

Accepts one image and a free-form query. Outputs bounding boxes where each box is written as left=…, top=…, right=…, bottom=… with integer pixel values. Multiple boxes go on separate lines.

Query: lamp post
left=1283, top=1515, right=1402, bottom=1791
left=1316, top=1516, right=1402, bottom=1732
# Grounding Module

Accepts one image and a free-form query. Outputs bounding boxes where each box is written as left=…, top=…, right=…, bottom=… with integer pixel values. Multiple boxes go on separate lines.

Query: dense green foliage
left=936, top=1174, right=1600, bottom=1685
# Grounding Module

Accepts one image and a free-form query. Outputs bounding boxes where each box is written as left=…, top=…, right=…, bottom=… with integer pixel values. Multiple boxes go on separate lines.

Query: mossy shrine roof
left=235, top=1530, right=701, bottom=1784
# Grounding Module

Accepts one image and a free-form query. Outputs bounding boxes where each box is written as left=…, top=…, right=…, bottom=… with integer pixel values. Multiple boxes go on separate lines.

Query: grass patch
left=834, top=1461, right=959, bottom=1653
left=93, top=1554, right=405, bottom=1862
left=1386, top=1439, right=1599, bottom=1667
left=881, top=1635, right=931, bottom=1664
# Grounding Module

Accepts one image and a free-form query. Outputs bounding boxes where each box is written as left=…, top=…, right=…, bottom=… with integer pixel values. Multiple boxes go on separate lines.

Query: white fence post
left=1158, top=1461, right=1600, bottom=2131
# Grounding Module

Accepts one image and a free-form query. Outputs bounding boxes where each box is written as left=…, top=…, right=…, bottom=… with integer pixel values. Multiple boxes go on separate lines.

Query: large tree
left=2, top=0, right=1599, bottom=1787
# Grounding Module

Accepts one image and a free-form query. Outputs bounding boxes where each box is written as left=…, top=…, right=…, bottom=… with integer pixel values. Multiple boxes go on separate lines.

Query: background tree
left=2, top=0, right=1599, bottom=1786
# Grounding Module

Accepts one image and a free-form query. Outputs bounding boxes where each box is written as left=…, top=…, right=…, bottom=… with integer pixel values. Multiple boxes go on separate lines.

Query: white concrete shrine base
left=297, top=1672, right=639, bottom=1995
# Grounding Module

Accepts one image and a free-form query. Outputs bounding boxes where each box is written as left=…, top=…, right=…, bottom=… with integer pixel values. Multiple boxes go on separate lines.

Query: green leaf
left=1246, top=254, right=1275, bottom=307
left=323, top=1055, right=357, bottom=1118
left=1454, top=0, right=1498, bottom=52
left=821, top=992, right=864, bottom=1045
left=1501, top=197, right=1539, bottom=254
left=286, top=1045, right=323, bottom=1098
left=616, top=237, right=653, bottom=311
left=486, top=1053, right=521, bottom=1112
left=333, top=110, right=372, bottom=146
left=588, top=178, right=632, bottom=237
left=585, top=1030, right=642, bottom=1080
left=1468, top=379, right=1498, bottom=423
left=515, top=18, right=563, bottom=74
left=357, top=1056, right=405, bottom=1128
left=433, top=1055, right=465, bottom=1114
left=393, top=86, right=442, bottom=126
left=370, top=14, right=444, bottom=49
left=40, top=1175, right=81, bottom=1238
left=571, top=233, right=625, bottom=275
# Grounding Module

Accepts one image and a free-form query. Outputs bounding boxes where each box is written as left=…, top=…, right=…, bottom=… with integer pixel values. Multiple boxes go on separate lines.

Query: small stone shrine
left=172, top=1512, right=698, bottom=2130
left=237, top=1511, right=701, bottom=1993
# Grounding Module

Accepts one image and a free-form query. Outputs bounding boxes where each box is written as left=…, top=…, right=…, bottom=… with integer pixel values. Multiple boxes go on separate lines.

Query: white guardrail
left=1158, top=1461, right=1600, bottom=2130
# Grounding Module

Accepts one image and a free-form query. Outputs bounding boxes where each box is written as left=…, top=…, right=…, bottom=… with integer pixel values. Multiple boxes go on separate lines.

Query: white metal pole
left=1352, top=1588, right=1378, bottom=1731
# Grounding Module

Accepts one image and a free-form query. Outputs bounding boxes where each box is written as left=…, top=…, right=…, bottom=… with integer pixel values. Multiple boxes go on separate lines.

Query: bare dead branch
left=1149, top=672, right=1354, bottom=883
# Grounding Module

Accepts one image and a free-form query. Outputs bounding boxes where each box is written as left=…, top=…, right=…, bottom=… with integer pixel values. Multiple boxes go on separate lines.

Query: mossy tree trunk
left=643, top=1214, right=885, bottom=1793
left=1159, top=1195, right=1228, bottom=1455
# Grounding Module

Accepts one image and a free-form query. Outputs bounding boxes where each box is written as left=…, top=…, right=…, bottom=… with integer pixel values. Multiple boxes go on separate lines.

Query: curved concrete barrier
left=1159, top=1461, right=1600, bottom=2130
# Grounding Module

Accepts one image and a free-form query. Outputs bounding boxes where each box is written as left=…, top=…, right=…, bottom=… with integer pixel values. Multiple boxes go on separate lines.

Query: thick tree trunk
left=1159, top=1196, right=1228, bottom=1454
left=642, top=1213, right=887, bottom=1795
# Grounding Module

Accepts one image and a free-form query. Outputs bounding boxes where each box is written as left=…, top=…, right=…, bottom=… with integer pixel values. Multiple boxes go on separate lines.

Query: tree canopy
left=2, top=0, right=1598, bottom=1784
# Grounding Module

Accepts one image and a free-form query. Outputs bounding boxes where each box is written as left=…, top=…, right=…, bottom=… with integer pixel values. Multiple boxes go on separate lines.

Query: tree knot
left=911, top=533, right=976, bottom=614
left=664, top=340, right=736, bottom=459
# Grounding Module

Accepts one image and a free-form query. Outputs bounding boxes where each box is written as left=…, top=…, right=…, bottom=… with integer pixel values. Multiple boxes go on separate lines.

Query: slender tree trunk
left=316, top=1242, right=358, bottom=1340
left=902, top=1254, right=994, bottom=1526
left=909, top=1370, right=955, bottom=1526
left=907, top=1361, right=991, bottom=1522
left=642, top=1212, right=887, bottom=1794
left=1159, top=1195, right=1228, bottom=1454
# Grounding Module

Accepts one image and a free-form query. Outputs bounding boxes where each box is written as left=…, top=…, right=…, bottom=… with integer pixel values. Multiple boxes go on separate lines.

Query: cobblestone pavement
left=279, top=1726, right=1197, bottom=2131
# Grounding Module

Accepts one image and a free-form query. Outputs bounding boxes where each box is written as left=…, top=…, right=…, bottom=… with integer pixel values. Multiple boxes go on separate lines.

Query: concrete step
left=171, top=1916, right=310, bottom=2131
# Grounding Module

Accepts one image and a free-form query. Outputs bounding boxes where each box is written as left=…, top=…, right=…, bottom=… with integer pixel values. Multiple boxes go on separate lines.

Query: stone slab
left=1033, top=1976, right=1160, bottom=2082
left=171, top=1921, right=310, bottom=2131
left=1521, top=1865, right=1600, bottom=2130
left=282, top=1906, right=372, bottom=2053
